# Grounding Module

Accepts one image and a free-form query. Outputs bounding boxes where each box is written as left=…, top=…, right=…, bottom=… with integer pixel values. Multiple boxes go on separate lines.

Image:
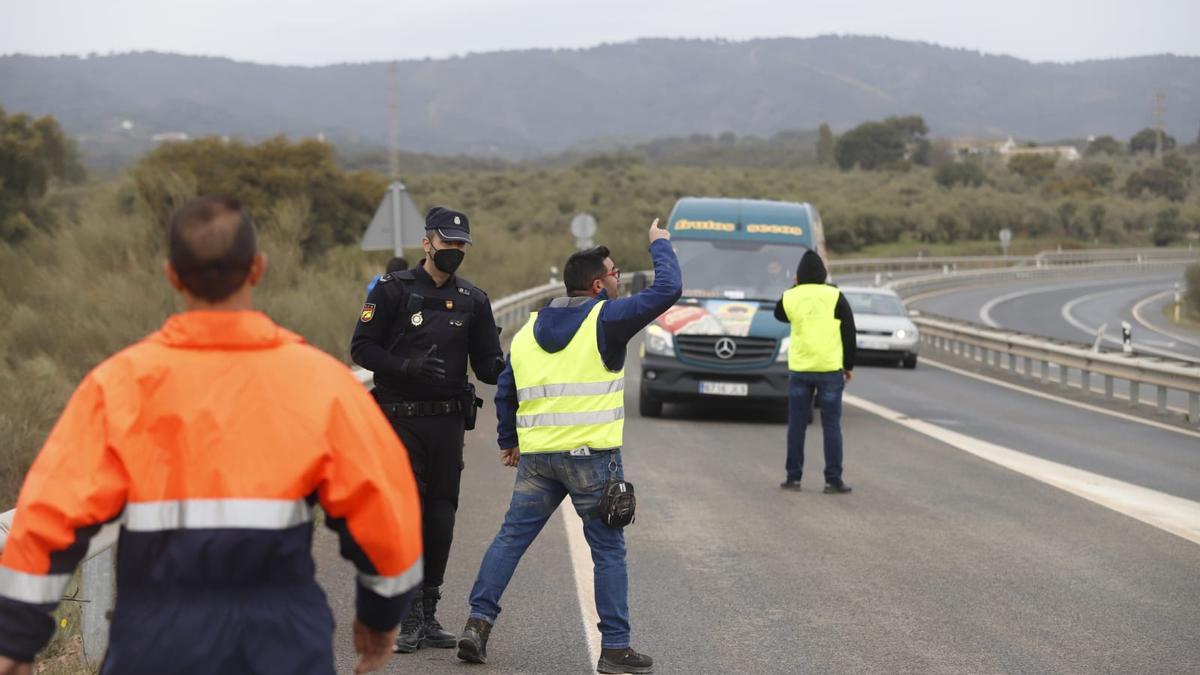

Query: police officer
left=351, top=206, right=505, bottom=654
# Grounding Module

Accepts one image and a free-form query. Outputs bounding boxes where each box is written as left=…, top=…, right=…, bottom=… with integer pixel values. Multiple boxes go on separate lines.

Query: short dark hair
left=563, top=245, right=611, bottom=294
left=386, top=257, right=408, bottom=273
left=168, top=195, right=257, bottom=302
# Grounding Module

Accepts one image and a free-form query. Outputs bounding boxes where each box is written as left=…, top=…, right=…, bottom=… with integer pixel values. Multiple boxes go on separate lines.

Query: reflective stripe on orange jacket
left=0, top=311, right=422, bottom=671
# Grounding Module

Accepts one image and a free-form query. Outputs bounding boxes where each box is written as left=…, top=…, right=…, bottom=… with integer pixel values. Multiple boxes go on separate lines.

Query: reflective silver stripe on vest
left=0, top=566, right=71, bottom=605
left=515, top=408, right=625, bottom=428
left=124, top=499, right=312, bottom=532
left=516, top=379, right=625, bottom=403
left=358, top=555, right=424, bottom=598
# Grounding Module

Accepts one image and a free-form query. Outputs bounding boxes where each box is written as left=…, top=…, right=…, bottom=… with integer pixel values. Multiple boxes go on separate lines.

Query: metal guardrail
left=914, top=314, right=1200, bottom=425
left=2, top=248, right=1196, bottom=665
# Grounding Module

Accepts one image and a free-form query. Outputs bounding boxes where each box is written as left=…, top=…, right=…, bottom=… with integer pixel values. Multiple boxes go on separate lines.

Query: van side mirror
left=908, top=308, right=921, bottom=317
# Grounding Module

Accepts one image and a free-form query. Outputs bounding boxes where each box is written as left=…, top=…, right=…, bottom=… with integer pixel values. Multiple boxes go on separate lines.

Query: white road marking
left=1131, top=289, right=1200, bottom=350
left=978, top=287, right=1043, bottom=327
left=921, top=356, right=1197, bottom=436
left=844, top=393, right=1200, bottom=546
left=561, top=507, right=602, bottom=670
left=1061, top=287, right=1197, bottom=362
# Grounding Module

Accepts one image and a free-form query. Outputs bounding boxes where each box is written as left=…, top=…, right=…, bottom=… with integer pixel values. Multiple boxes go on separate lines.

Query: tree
left=816, top=123, right=834, bottom=166
left=1086, top=135, right=1122, bottom=156
left=1163, top=153, right=1193, bottom=177
left=883, top=115, right=929, bottom=143
left=934, top=161, right=985, bottom=188
left=0, top=106, right=86, bottom=242
left=834, top=122, right=905, bottom=170
left=1006, top=154, right=1057, bottom=183
left=1075, top=161, right=1116, bottom=188
left=1130, top=127, right=1176, bottom=154
left=1152, top=207, right=1185, bottom=246
left=911, top=139, right=932, bottom=166
left=1124, top=166, right=1188, bottom=202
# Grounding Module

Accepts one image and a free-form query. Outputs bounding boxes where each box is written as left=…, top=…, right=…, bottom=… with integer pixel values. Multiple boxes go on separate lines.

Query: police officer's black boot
left=456, top=617, right=492, bottom=664
left=420, top=586, right=457, bottom=648
left=597, top=646, right=654, bottom=674
left=393, top=590, right=424, bottom=653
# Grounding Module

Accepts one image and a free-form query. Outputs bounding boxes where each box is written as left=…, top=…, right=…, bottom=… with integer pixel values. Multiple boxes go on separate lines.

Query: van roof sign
left=666, top=197, right=816, bottom=247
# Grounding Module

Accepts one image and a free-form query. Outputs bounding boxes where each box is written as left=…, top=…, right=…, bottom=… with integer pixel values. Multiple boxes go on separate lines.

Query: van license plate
left=699, top=381, right=749, bottom=396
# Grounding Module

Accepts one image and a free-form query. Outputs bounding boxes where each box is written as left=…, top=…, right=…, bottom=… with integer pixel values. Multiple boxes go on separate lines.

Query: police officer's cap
left=425, top=206, right=472, bottom=244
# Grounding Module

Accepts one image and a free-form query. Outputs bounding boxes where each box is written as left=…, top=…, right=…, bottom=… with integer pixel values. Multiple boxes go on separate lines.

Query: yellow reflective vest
left=510, top=301, right=624, bottom=453
left=781, top=284, right=843, bottom=372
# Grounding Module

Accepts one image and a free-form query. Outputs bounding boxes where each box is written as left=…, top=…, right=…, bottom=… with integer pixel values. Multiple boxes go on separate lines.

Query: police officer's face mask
left=428, top=240, right=466, bottom=274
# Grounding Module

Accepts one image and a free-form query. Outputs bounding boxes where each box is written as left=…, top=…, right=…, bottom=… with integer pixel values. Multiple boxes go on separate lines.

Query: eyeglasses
left=595, top=267, right=621, bottom=282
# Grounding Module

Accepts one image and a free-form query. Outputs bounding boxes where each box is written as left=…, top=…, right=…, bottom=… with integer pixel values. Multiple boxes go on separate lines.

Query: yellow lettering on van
left=674, top=219, right=736, bottom=232
left=746, top=224, right=804, bottom=237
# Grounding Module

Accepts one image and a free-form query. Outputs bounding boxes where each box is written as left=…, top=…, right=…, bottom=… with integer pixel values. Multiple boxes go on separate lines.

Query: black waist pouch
left=596, top=478, right=636, bottom=528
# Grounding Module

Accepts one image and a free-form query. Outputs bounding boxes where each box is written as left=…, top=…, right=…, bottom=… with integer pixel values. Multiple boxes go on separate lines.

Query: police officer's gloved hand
left=402, top=346, right=447, bottom=379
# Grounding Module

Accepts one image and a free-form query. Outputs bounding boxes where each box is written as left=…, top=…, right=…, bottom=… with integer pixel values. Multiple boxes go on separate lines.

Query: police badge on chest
left=410, top=311, right=424, bottom=327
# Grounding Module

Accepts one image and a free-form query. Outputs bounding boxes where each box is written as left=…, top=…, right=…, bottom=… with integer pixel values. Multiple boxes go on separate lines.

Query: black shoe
left=823, top=482, right=852, bottom=494
left=394, top=592, right=424, bottom=653
left=456, top=617, right=492, bottom=664
left=598, top=647, right=654, bottom=674
left=420, top=586, right=457, bottom=648
left=779, top=480, right=802, bottom=491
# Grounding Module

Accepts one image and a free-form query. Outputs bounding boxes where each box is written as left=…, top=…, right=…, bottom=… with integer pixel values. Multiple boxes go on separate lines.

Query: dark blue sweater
left=495, top=238, right=682, bottom=448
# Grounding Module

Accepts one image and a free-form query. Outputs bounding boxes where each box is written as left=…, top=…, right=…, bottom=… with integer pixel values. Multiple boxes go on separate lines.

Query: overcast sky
left=2, top=0, right=1197, bottom=66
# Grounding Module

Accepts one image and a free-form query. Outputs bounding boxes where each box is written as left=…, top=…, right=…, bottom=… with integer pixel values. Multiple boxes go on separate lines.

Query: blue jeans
left=786, top=371, right=845, bottom=483
left=468, top=451, right=630, bottom=649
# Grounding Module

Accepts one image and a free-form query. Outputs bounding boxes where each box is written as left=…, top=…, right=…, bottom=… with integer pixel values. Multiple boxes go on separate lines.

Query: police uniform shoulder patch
left=378, top=273, right=391, bottom=283
left=457, top=286, right=471, bottom=296
left=360, top=303, right=376, bottom=322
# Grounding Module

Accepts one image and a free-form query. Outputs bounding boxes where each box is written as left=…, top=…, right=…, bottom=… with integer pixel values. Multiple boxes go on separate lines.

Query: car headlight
left=776, top=336, right=790, bottom=362
left=894, top=329, right=908, bottom=339
left=644, top=324, right=674, bottom=356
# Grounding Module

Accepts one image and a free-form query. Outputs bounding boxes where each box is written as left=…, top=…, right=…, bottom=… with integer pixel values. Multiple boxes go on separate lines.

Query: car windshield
left=674, top=240, right=808, bottom=301
left=844, top=291, right=907, bottom=317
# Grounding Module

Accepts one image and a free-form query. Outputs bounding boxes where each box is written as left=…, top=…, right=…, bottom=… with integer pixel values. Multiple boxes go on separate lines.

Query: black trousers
left=386, top=413, right=466, bottom=590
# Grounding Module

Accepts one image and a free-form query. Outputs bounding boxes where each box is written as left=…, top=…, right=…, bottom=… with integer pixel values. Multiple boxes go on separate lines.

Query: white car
left=840, top=285, right=920, bottom=369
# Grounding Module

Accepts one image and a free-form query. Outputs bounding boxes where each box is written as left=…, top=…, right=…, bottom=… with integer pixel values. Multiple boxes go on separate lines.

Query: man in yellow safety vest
left=774, top=250, right=857, bottom=494
left=456, top=219, right=681, bottom=674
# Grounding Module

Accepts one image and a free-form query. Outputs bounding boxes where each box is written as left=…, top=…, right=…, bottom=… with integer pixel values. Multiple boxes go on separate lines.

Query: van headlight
left=776, top=336, right=790, bottom=362
left=644, top=324, right=675, bottom=356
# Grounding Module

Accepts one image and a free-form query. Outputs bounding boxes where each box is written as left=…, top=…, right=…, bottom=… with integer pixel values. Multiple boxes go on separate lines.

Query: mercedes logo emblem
left=714, top=337, right=737, bottom=360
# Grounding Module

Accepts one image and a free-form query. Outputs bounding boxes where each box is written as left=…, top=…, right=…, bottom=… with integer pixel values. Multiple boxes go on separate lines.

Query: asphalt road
left=316, top=340, right=1200, bottom=673
left=910, top=267, right=1199, bottom=362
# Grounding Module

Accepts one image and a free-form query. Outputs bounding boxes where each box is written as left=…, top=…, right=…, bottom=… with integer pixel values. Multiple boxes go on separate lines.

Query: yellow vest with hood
left=509, top=301, right=624, bottom=453
left=782, top=284, right=843, bottom=372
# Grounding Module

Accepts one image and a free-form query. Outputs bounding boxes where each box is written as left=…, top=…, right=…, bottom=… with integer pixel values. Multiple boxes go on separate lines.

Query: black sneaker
left=823, top=482, right=852, bottom=494
left=779, top=480, right=802, bottom=491
left=598, top=647, right=654, bottom=674
left=456, top=617, right=492, bottom=664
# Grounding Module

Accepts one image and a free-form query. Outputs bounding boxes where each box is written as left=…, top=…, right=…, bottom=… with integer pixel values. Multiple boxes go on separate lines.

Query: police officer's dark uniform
left=351, top=207, right=504, bottom=653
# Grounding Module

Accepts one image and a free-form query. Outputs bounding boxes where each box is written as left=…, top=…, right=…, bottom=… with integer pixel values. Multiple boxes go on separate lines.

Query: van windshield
left=674, top=239, right=808, bottom=302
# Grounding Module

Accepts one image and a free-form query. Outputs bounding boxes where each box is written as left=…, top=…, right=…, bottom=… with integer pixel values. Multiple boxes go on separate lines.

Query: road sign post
left=999, top=228, right=1012, bottom=257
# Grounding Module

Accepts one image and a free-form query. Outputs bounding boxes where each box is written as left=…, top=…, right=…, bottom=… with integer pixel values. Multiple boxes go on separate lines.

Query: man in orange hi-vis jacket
left=0, top=195, right=423, bottom=675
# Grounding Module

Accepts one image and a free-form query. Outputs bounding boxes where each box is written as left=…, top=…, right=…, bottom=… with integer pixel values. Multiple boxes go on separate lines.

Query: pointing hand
left=648, top=218, right=670, bottom=243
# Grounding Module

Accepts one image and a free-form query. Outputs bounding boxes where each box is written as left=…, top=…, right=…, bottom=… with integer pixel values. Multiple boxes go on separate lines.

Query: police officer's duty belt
left=381, top=399, right=465, bottom=418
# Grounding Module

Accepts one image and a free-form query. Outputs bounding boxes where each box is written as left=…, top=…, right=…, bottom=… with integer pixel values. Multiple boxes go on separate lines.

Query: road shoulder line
left=561, top=507, right=602, bottom=668
left=920, top=357, right=1198, bottom=437
left=843, top=393, right=1200, bottom=547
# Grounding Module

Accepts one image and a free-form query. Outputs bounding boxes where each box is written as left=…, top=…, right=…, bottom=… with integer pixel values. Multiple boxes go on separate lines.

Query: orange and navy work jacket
left=0, top=311, right=423, bottom=672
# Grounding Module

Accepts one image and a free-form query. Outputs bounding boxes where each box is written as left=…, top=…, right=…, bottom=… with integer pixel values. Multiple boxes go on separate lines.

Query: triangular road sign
left=361, top=181, right=425, bottom=254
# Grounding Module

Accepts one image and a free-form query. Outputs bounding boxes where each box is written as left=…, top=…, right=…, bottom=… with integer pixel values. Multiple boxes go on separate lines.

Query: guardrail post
left=1190, top=392, right=1199, bottom=426
left=1059, top=363, right=1069, bottom=388
left=1156, top=386, right=1168, bottom=416
left=81, top=547, right=115, bottom=666
left=1023, top=356, right=1032, bottom=378
left=1039, top=360, right=1049, bottom=384
left=1130, top=381, right=1140, bottom=407
left=1104, top=375, right=1114, bottom=399
left=1081, top=369, right=1091, bottom=395
left=1007, top=353, right=1016, bottom=372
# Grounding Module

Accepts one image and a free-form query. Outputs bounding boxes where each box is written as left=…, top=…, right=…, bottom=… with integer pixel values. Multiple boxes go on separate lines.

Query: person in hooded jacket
left=0, top=195, right=423, bottom=675
left=773, top=250, right=856, bottom=494
left=456, top=219, right=680, bottom=675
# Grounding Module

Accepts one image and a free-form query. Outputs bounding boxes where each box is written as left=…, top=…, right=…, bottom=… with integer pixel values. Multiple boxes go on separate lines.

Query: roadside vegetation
left=3, top=109, right=1200, bottom=509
